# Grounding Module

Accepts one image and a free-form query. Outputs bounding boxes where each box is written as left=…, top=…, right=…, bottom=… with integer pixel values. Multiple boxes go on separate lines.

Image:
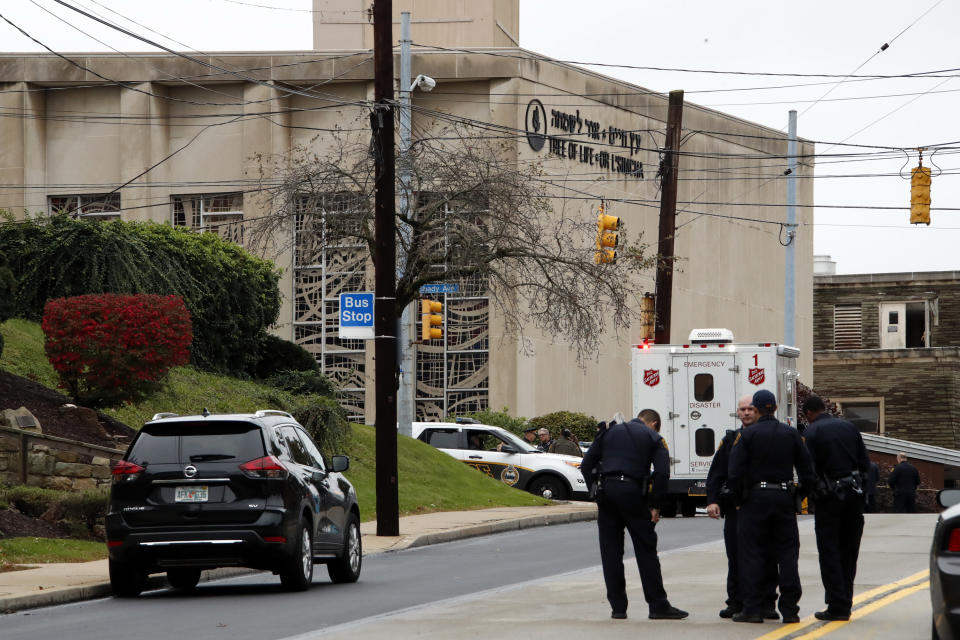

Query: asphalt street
left=0, top=517, right=713, bottom=640
left=2, top=514, right=936, bottom=640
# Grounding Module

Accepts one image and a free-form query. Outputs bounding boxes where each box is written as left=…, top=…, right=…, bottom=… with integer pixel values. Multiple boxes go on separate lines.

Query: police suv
left=411, top=420, right=588, bottom=501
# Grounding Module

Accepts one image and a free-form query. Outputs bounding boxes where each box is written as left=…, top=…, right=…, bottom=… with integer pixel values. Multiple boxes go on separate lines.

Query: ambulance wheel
left=529, top=475, right=568, bottom=501
left=681, top=499, right=697, bottom=518
left=659, top=498, right=677, bottom=518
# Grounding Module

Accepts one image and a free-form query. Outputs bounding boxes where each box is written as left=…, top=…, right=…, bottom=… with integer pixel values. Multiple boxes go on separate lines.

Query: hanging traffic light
left=420, top=299, right=443, bottom=341
left=910, top=162, right=931, bottom=226
left=594, top=204, right=620, bottom=264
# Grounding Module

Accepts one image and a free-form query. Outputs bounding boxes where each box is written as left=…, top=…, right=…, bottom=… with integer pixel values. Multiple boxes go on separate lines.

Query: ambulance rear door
left=670, top=353, right=737, bottom=479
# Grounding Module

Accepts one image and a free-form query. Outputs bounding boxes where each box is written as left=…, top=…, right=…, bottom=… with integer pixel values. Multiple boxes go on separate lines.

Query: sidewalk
left=0, top=501, right=597, bottom=614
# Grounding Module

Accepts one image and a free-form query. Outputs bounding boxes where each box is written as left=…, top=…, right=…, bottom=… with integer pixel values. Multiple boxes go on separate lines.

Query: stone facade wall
left=0, top=429, right=122, bottom=490
left=813, top=350, right=960, bottom=449
left=814, top=273, right=960, bottom=352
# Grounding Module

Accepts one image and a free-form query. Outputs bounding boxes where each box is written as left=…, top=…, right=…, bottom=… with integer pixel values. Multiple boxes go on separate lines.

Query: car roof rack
left=255, top=409, right=294, bottom=419
left=151, top=412, right=179, bottom=421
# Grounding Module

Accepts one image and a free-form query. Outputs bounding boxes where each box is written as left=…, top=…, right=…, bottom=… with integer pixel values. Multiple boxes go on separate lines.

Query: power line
left=411, top=42, right=960, bottom=80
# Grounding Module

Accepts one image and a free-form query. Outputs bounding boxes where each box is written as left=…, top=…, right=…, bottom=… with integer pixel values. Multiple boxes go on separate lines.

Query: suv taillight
left=948, top=528, right=960, bottom=552
left=240, top=456, right=288, bottom=479
left=111, top=460, right=144, bottom=483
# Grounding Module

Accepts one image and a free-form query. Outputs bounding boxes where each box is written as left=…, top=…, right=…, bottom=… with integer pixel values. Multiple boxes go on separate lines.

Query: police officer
left=522, top=426, right=538, bottom=447
left=728, top=389, right=815, bottom=624
left=580, top=413, right=688, bottom=621
left=706, top=394, right=779, bottom=620
left=802, top=395, right=870, bottom=621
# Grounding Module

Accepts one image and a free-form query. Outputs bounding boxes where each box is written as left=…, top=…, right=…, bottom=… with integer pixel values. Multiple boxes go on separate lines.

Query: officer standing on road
left=728, top=389, right=815, bottom=624
left=580, top=414, right=688, bottom=621
left=801, top=395, right=870, bottom=622
left=706, top=394, right=779, bottom=620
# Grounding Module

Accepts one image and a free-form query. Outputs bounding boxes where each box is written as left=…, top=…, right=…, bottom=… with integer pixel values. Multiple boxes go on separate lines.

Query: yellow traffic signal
left=420, top=299, right=443, bottom=341
left=911, top=164, right=931, bottom=225
left=595, top=206, right=620, bottom=264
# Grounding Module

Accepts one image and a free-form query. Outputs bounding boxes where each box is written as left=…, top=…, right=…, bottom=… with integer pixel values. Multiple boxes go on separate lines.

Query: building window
left=48, top=193, right=121, bottom=221
left=292, top=194, right=369, bottom=422
left=413, top=196, right=490, bottom=421
left=833, top=304, right=862, bottom=350
left=171, top=193, right=244, bottom=244
left=835, top=398, right=883, bottom=434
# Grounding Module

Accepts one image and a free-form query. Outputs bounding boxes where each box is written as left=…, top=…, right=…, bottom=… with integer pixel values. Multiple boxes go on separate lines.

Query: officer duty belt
left=752, top=481, right=790, bottom=491
left=603, top=474, right=637, bottom=482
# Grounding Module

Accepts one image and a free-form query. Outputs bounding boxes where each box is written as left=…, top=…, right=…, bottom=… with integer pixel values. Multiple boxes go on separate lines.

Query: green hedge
left=253, top=335, right=319, bottom=378
left=0, top=485, right=109, bottom=536
left=0, top=215, right=281, bottom=375
left=527, top=410, right=597, bottom=443
left=447, top=407, right=529, bottom=436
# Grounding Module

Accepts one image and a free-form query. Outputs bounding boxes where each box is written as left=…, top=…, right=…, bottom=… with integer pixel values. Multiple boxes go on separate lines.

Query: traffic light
left=910, top=164, right=931, bottom=225
left=420, top=299, right=443, bottom=341
left=594, top=205, right=620, bottom=264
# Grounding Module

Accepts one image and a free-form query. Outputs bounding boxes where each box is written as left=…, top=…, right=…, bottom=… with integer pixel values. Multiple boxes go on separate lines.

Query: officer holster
left=718, top=482, right=735, bottom=517
left=816, top=471, right=863, bottom=502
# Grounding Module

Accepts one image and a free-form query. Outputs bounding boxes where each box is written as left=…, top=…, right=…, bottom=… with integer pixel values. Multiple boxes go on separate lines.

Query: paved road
left=2, top=514, right=937, bottom=640
left=1, top=518, right=713, bottom=640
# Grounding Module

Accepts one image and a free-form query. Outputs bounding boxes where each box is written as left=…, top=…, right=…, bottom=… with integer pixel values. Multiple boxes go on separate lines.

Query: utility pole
left=371, top=0, right=399, bottom=536
left=654, top=90, right=684, bottom=345
left=397, top=11, right=414, bottom=439
left=784, top=110, right=798, bottom=347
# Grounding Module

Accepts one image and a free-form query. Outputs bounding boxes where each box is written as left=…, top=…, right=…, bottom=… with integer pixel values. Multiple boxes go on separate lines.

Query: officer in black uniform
left=801, top=395, right=870, bottom=622
left=728, top=389, right=815, bottom=624
left=706, top=394, right=779, bottom=620
left=580, top=414, right=688, bottom=621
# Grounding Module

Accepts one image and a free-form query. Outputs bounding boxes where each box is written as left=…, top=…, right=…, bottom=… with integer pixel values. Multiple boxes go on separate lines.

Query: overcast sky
left=1, top=0, right=957, bottom=275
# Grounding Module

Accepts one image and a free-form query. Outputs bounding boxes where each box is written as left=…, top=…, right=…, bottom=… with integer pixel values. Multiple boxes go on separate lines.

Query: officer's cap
left=523, top=426, right=537, bottom=433
left=752, top=389, right=777, bottom=411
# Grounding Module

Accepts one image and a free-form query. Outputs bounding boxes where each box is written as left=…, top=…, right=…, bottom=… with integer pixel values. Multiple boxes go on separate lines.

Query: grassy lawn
left=0, top=538, right=107, bottom=570
left=0, top=319, right=59, bottom=388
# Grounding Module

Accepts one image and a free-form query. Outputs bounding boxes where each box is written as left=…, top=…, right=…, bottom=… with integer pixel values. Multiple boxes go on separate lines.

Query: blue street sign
left=339, top=292, right=375, bottom=339
left=419, top=283, right=460, bottom=294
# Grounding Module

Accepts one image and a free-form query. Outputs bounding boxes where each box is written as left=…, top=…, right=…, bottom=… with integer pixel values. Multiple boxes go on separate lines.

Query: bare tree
left=251, top=122, right=657, bottom=361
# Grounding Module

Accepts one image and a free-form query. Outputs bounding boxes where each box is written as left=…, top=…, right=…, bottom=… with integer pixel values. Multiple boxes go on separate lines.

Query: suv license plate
left=175, top=486, right=209, bottom=502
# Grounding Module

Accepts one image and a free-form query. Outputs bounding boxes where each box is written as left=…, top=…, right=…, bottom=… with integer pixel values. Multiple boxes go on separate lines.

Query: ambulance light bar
left=688, top=328, right=735, bottom=344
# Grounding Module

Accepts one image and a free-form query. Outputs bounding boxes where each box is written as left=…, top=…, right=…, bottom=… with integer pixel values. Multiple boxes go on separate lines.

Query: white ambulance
left=631, top=328, right=800, bottom=517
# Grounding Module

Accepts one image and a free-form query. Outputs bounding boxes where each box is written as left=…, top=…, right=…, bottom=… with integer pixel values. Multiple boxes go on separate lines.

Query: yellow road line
left=754, top=569, right=930, bottom=640
left=787, top=582, right=929, bottom=640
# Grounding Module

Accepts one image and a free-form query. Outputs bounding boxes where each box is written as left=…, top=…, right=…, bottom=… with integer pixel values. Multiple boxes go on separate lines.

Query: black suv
left=106, top=410, right=361, bottom=597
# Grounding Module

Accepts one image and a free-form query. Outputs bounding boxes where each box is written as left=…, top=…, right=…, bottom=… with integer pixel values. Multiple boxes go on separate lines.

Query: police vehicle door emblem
left=748, top=367, right=765, bottom=385
left=501, top=465, right=520, bottom=486
left=644, top=369, right=660, bottom=386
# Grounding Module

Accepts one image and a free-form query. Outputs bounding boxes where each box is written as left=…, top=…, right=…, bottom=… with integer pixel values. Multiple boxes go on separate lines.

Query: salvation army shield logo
left=643, top=369, right=660, bottom=387
left=748, top=367, right=765, bottom=385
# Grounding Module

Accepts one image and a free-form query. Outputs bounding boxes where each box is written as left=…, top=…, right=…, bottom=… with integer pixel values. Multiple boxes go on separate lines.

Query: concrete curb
left=406, top=508, right=598, bottom=549
left=0, top=566, right=254, bottom=614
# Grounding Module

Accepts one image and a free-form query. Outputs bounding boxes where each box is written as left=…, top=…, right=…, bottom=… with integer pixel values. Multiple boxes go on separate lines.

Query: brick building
left=813, top=260, right=960, bottom=449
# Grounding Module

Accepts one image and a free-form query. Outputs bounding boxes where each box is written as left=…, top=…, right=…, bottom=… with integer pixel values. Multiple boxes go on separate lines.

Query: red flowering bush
left=42, top=294, right=192, bottom=407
